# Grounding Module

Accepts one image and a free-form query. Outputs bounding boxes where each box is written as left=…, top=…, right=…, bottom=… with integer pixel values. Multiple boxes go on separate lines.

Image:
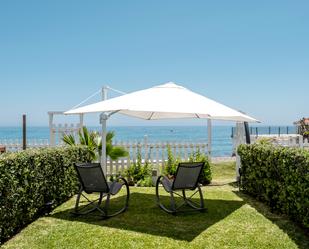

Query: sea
left=0, top=126, right=297, bottom=157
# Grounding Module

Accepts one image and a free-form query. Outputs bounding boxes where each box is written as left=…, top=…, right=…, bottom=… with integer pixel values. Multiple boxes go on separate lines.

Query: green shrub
left=137, top=176, right=154, bottom=187
left=164, top=145, right=180, bottom=176
left=124, top=147, right=151, bottom=185
left=188, top=150, right=212, bottom=185
left=238, top=143, right=309, bottom=229
left=0, top=146, right=89, bottom=244
left=124, top=145, right=212, bottom=186
left=164, top=146, right=212, bottom=185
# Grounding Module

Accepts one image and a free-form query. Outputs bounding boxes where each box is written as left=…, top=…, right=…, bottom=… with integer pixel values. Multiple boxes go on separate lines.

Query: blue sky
left=0, top=0, right=308, bottom=126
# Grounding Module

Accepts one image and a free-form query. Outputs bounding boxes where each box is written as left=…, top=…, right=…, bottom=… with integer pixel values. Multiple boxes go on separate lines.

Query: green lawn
left=2, top=162, right=308, bottom=249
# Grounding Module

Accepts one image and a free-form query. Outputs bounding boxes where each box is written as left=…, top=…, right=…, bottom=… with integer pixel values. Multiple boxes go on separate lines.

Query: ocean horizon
left=0, top=125, right=297, bottom=157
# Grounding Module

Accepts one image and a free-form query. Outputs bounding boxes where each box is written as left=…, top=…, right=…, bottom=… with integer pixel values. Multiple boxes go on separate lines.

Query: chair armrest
left=157, top=175, right=173, bottom=192
left=116, top=176, right=129, bottom=185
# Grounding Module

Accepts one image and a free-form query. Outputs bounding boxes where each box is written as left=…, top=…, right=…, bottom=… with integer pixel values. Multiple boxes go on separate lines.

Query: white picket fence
left=0, top=139, right=49, bottom=151
left=0, top=139, right=208, bottom=175
left=106, top=141, right=208, bottom=175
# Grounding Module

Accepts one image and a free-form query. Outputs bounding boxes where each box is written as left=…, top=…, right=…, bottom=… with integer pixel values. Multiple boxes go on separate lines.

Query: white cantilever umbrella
left=65, top=82, right=259, bottom=174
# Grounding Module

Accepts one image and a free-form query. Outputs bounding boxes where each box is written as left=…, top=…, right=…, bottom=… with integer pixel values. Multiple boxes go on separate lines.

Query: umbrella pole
left=207, top=119, right=212, bottom=160
left=100, top=113, right=108, bottom=175
left=235, top=122, right=246, bottom=181
left=100, top=86, right=108, bottom=175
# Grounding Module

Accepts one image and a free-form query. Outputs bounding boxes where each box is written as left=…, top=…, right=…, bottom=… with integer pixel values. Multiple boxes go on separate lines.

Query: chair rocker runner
left=156, top=162, right=206, bottom=214
left=73, top=163, right=129, bottom=218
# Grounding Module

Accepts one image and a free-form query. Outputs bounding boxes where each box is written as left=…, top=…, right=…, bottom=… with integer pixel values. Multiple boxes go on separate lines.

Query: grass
left=2, top=162, right=309, bottom=249
left=211, top=161, right=237, bottom=182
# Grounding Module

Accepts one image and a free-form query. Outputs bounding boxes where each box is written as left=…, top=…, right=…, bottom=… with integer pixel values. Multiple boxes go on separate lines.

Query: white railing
left=249, top=134, right=309, bottom=148
left=232, top=134, right=309, bottom=155
left=50, top=123, right=82, bottom=146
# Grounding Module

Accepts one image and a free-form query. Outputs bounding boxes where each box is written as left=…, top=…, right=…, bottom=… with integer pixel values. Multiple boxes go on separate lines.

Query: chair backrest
left=74, top=163, right=109, bottom=193
left=172, top=162, right=204, bottom=190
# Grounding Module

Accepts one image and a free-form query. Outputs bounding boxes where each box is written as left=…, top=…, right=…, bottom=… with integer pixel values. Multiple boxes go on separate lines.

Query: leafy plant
left=62, top=127, right=128, bottom=162
left=255, top=137, right=273, bottom=145
left=137, top=176, right=154, bottom=187
left=109, top=172, right=121, bottom=182
left=303, top=131, right=309, bottom=137
left=124, top=147, right=151, bottom=185
left=188, top=150, right=212, bottom=185
left=164, top=145, right=212, bottom=184
left=164, top=144, right=180, bottom=176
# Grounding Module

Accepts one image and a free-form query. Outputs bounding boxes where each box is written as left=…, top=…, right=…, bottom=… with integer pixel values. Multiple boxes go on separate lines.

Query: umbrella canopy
left=65, top=82, right=258, bottom=122
left=65, top=82, right=258, bottom=175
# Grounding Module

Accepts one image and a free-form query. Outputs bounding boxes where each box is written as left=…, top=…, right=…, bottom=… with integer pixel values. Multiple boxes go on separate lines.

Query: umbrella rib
left=107, top=110, right=120, bottom=117
left=148, top=112, right=155, bottom=120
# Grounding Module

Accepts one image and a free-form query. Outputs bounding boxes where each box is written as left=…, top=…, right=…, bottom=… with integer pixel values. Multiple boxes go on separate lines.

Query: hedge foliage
left=238, top=143, right=309, bottom=228
left=0, top=146, right=89, bottom=244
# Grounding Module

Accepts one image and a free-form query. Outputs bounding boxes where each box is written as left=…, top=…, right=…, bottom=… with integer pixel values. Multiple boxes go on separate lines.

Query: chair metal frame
left=156, top=162, right=207, bottom=214
left=73, top=163, right=129, bottom=218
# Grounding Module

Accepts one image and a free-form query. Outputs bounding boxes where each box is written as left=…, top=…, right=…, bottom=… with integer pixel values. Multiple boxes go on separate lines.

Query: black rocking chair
left=156, top=162, right=206, bottom=214
left=73, top=163, right=129, bottom=218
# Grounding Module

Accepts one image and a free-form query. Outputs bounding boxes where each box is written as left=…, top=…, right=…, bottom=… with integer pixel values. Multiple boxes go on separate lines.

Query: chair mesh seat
left=156, top=162, right=206, bottom=214
left=108, top=182, right=123, bottom=195
left=76, top=164, right=109, bottom=193
left=161, top=177, right=173, bottom=192
left=172, top=164, right=203, bottom=190
left=73, top=162, right=130, bottom=218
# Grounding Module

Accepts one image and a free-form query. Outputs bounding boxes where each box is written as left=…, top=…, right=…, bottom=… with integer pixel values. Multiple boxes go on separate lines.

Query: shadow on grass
left=51, top=192, right=244, bottom=242
left=234, top=191, right=309, bottom=249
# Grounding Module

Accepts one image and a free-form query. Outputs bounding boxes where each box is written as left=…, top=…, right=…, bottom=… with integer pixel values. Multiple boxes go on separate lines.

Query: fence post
left=299, top=135, right=304, bottom=148
left=235, top=122, right=246, bottom=181
left=22, top=114, right=27, bottom=150
left=144, top=135, right=148, bottom=162
left=79, top=114, right=84, bottom=130
left=48, top=112, right=55, bottom=146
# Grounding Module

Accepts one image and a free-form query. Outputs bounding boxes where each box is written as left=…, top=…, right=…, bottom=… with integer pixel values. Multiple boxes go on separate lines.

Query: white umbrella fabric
left=65, top=82, right=259, bottom=173
left=66, top=82, right=257, bottom=122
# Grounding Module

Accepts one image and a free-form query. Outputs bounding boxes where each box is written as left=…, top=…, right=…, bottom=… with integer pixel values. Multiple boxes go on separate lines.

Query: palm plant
left=62, top=126, right=128, bottom=161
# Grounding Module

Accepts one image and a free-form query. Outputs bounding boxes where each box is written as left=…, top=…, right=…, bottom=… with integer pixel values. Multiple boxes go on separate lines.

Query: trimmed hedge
left=238, top=143, right=309, bottom=228
left=0, top=146, right=89, bottom=244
